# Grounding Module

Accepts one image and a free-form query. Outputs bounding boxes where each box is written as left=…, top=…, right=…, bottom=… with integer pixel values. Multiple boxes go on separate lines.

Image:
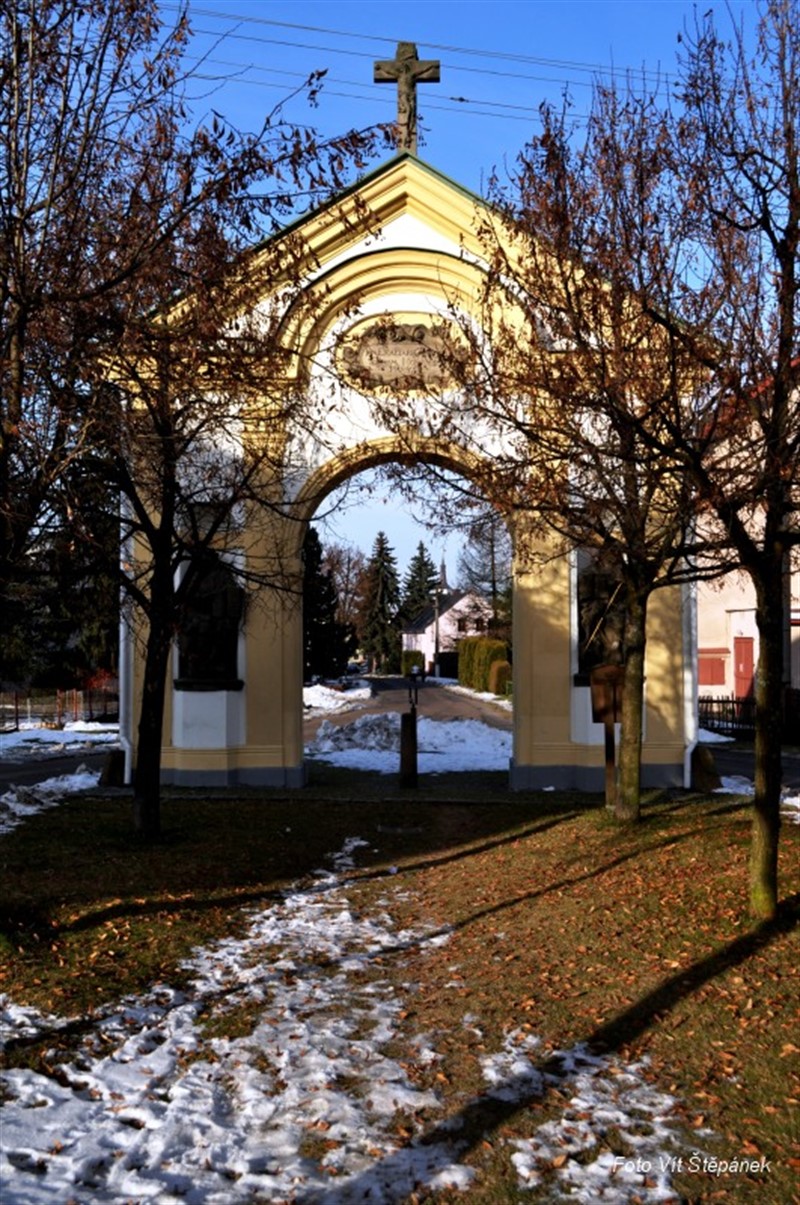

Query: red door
left=733, top=636, right=755, bottom=698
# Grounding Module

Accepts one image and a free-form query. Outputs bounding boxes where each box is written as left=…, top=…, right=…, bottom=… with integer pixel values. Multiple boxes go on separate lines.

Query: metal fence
left=0, top=688, right=119, bottom=732
left=698, top=695, right=756, bottom=736
left=699, top=690, right=800, bottom=741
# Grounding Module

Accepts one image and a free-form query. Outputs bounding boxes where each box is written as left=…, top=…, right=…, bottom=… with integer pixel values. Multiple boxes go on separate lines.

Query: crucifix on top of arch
left=374, top=42, right=440, bottom=154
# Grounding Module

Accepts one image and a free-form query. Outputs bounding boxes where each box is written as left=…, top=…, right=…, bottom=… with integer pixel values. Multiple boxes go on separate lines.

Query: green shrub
left=458, top=637, right=509, bottom=692
left=488, top=658, right=512, bottom=696
left=457, top=636, right=478, bottom=689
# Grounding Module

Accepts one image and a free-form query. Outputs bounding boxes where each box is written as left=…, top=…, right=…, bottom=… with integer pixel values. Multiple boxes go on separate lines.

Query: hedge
left=488, top=658, right=512, bottom=697
left=458, top=637, right=509, bottom=693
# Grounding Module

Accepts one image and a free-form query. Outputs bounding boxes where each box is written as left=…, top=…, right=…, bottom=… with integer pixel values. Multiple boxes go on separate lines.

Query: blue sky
left=175, top=1, right=757, bottom=576
left=180, top=0, right=756, bottom=192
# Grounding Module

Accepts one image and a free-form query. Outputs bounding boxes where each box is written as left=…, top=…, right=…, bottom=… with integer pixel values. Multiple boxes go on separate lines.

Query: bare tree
left=449, top=83, right=719, bottom=822
left=457, top=508, right=512, bottom=630
left=0, top=0, right=379, bottom=836
left=322, top=541, right=368, bottom=631
left=649, top=0, right=800, bottom=918
left=464, top=0, right=798, bottom=914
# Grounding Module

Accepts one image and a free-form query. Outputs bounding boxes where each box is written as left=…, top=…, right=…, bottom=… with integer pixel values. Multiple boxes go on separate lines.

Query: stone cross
left=374, top=42, right=440, bottom=154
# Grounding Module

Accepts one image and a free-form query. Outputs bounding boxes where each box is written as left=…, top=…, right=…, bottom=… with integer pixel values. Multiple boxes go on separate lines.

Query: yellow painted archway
left=124, top=154, right=694, bottom=790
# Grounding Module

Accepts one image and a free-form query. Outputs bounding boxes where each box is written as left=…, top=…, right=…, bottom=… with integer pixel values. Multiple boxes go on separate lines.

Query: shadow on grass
left=13, top=808, right=581, bottom=945
left=309, top=894, right=799, bottom=1202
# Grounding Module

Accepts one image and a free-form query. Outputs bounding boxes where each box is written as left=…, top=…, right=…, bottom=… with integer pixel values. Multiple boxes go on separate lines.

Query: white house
left=401, top=589, right=496, bottom=676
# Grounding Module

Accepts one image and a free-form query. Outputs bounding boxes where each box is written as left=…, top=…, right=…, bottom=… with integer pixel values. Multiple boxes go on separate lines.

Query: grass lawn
left=1, top=769, right=798, bottom=1202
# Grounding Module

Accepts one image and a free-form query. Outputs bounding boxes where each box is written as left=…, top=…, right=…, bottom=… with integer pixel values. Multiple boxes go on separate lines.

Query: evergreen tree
left=1, top=472, right=118, bottom=687
left=302, top=528, right=355, bottom=680
left=355, top=532, right=401, bottom=672
left=401, top=541, right=439, bottom=622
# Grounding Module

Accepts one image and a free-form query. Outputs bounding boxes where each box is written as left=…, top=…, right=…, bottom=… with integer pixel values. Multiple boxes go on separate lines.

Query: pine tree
left=356, top=532, right=401, bottom=672
left=302, top=528, right=355, bottom=680
left=401, top=541, right=439, bottom=622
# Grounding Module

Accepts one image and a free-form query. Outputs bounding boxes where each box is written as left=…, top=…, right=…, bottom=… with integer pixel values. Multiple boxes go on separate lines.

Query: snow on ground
left=303, top=681, right=373, bottom=717
left=446, top=681, right=513, bottom=712
left=308, top=713, right=512, bottom=774
left=0, top=693, right=796, bottom=1200
left=714, top=774, right=800, bottom=825
left=1, top=837, right=688, bottom=1204
left=0, top=766, right=102, bottom=836
left=0, top=722, right=116, bottom=835
left=0, top=720, right=120, bottom=762
left=697, top=728, right=734, bottom=744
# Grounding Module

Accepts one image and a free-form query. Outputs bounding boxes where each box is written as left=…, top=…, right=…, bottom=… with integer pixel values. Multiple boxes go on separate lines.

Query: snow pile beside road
left=303, top=681, right=372, bottom=716
left=446, top=682, right=513, bottom=712
left=308, top=713, right=512, bottom=773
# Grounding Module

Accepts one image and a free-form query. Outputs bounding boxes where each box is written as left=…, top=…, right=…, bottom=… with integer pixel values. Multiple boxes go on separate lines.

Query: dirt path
left=303, top=677, right=512, bottom=742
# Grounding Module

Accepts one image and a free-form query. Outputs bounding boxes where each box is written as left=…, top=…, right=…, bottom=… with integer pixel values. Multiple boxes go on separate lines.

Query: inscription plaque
left=339, top=322, right=465, bottom=391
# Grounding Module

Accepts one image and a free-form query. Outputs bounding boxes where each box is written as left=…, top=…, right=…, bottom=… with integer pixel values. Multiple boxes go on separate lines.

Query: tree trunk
left=616, top=590, right=647, bottom=823
left=749, top=567, right=785, bottom=921
left=133, top=593, right=173, bottom=840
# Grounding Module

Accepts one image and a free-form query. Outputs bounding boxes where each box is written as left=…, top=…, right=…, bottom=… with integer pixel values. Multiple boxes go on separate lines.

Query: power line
left=162, top=2, right=674, bottom=111
left=178, top=5, right=674, bottom=87
left=185, top=54, right=569, bottom=122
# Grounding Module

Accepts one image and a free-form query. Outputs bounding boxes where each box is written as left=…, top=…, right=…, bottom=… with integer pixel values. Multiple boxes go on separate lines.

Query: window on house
left=698, top=651, right=727, bottom=687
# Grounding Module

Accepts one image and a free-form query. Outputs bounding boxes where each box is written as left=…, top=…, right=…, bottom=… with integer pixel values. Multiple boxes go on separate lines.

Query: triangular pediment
left=254, top=151, right=492, bottom=283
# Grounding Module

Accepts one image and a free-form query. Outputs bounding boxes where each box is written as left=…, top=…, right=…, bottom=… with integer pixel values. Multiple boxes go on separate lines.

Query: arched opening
left=296, top=444, right=515, bottom=779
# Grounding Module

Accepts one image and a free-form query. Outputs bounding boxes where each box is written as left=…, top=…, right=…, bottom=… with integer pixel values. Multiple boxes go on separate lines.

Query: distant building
left=401, top=590, right=494, bottom=676
left=696, top=553, right=800, bottom=698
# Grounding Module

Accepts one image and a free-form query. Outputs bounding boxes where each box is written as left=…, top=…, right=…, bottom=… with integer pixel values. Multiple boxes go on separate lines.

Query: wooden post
left=590, top=665, right=625, bottom=810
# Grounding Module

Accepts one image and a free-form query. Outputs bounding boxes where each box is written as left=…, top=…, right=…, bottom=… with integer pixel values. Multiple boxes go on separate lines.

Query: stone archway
left=134, top=154, right=693, bottom=790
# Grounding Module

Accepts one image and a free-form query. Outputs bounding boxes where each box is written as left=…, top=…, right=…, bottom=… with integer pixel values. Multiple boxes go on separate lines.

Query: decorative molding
left=338, top=320, right=466, bottom=392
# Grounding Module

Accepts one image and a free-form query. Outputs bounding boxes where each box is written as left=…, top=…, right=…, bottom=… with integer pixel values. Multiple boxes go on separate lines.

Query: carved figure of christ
left=374, top=42, right=441, bottom=154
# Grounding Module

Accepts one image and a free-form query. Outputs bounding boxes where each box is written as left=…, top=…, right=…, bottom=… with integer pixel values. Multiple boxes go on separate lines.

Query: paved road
left=713, top=745, right=800, bottom=790
left=303, top=676, right=512, bottom=741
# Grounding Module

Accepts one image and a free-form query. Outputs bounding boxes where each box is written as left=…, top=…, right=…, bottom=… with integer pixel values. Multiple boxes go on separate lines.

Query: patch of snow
left=482, top=1031, right=687, bottom=1201
left=445, top=682, right=513, bottom=711
left=715, top=775, right=755, bottom=796
left=697, top=728, right=735, bottom=744
left=0, top=722, right=119, bottom=762
left=303, top=681, right=372, bottom=716
left=0, top=767, right=101, bottom=835
left=780, top=790, right=800, bottom=825
left=0, top=840, right=695, bottom=1204
left=0, top=839, right=472, bottom=1203
left=308, top=713, right=512, bottom=773
left=714, top=775, right=800, bottom=825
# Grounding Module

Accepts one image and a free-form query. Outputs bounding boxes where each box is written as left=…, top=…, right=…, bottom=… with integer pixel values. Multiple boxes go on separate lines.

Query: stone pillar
left=509, top=523, right=577, bottom=789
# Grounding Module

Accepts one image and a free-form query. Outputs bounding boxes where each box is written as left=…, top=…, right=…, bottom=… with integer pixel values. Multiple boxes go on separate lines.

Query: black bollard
left=399, top=705, right=418, bottom=788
